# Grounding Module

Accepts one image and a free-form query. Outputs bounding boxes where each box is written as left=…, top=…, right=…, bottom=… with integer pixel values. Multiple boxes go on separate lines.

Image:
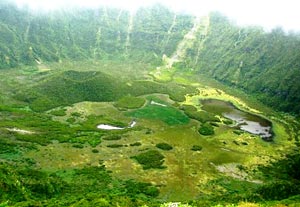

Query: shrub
left=49, top=108, right=66, bottom=116
left=92, top=149, right=99, bottom=153
left=131, top=150, right=165, bottom=170
left=130, top=142, right=142, bottom=147
left=156, top=143, right=173, bottom=151
left=223, top=119, right=233, bottom=125
left=102, top=135, right=122, bottom=141
left=198, top=123, right=214, bottom=136
left=106, top=144, right=123, bottom=148
left=72, top=143, right=84, bottom=148
left=66, top=117, right=76, bottom=124
left=210, top=122, right=219, bottom=127
left=191, top=145, right=202, bottom=151
left=71, top=112, right=81, bottom=117
left=233, top=130, right=243, bottom=135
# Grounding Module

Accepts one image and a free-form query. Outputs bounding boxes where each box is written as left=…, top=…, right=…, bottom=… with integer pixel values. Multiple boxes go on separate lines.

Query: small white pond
left=97, top=121, right=136, bottom=130
left=150, top=100, right=167, bottom=107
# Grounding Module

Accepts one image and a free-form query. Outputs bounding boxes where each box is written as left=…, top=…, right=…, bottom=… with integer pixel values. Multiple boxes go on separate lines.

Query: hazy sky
left=14, top=0, right=300, bottom=32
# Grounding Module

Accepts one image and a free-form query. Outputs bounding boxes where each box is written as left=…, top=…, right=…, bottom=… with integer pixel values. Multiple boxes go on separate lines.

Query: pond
left=201, top=99, right=273, bottom=141
left=97, top=121, right=136, bottom=130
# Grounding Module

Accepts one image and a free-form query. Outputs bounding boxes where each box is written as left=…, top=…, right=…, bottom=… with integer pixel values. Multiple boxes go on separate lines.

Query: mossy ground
left=23, top=97, right=293, bottom=201
left=0, top=60, right=298, bottom=205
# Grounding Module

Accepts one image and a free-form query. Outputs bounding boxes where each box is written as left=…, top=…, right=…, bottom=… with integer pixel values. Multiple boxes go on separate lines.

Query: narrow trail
left=125, top=12, right=134, bottom=56
left=194, top=16, right=210, bottom=66
left=93, top=27, right=102, bottom=58
left=24, top=22, right=31, bottom=43
left=116, top=9, right=123, bottom=44
left=116, top=9, right=123, bottom=22
left=103, top=6, right=110, bottom=26
left=165, top=16, right=202, bottom=68
left=164, top=15, right=210, bottom=69
left=162, top=14, right=177, bottom=51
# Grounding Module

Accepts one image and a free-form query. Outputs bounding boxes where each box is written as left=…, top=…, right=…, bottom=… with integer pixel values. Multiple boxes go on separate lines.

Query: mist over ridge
left=9, top=0, right=300, bottom=32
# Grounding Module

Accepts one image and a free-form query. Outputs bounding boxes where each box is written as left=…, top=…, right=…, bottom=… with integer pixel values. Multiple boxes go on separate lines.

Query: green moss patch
left=198, top=123, right=215, bottom=136
left=181, top=105, right=219, bottom=123
left=49, top=108, right=67, bottom=116
left=156, top=143, right=173, bottom=151
left=107, top=144, right=124, bottom=148
left=126, top=104, right=189, bottom=125
left=191, top=145, right=203, bottom=151
left=102, top=135, right=122, bottom=141
left=130, top=142, right=142, bottom=147
left=131, top=150, right=166, bottom=170
left=114, top=96, right=145, bottom=110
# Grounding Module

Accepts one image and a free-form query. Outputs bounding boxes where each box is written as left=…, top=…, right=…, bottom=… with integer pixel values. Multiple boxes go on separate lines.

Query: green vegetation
left=72, top=143, right=84, bottom=149
left=49, top=108, right=67, bottom=116
left=16, top=70, right=124, bottom=111
left=130, top=142, right=142, bottom=146
left=198, top=123, right=215, bottom=136
left=0, top=162, right=161, bottom=206
left=233, top=130, right=244, bottom=135
left=102, top=135, right=122, bottom=141
left=0, top=2, right=299, bottom=206
left=131, top=150, right=166, bottom=170
left=114, top=96, right=145, bottom=110
left=106, top=144, right=124, bottom=148
left=181, top=105, right=220, bottom=123
left=255, top=148, right=300, bottom=200
left=156, top=142, right=173, bottom=151
left=91, top=149, right=99, bottom=153
left=127, top=103, right=190, bottom=125
left=224, top=119, right=234, bottom=125
left=191, top=145, right=203, bottom=151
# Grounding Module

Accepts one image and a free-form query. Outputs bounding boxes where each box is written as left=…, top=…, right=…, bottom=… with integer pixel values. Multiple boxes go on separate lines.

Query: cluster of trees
left=255, top=148, right=300, bottom=200
left=0, top=163, right=161, bottom=206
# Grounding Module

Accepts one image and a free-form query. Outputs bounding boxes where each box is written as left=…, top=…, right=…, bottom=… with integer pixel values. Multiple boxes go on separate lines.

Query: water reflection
left=201, top=99, right=273, bottom=141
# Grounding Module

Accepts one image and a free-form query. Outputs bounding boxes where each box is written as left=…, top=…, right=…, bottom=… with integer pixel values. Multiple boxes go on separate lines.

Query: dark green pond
left=201, top=99, right=273, bottom=141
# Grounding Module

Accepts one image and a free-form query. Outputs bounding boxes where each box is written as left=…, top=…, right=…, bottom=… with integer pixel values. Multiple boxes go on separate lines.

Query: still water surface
left=201, top=99, right=273, bottom=140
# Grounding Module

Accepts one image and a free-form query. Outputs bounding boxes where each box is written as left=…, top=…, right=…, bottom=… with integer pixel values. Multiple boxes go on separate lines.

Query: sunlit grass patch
left=126, top=104, right=189, bottom=125
left=114, top=95, right=146, bottom=110
left=184, top=87, right=261, bottom=114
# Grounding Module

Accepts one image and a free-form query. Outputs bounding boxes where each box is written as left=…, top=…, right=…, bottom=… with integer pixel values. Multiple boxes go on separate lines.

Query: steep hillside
left=0, top=2, right=192, bottom=68
left=188, top=13, right=300, bottom=114
left=1, top=3, right=300, bottom=114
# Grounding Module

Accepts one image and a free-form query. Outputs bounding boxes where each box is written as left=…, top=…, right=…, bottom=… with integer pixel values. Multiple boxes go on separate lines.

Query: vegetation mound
left=114, top=96, right=145, bottom=110
left=156, top=143, right=173, bottom=151
left=191, top=145, right=203, bottom=151
left=17, top=70, right=124, bottom=111
left=131, top=150, right=166, bottom=170
left=198, top=123, right=215, bottom=136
